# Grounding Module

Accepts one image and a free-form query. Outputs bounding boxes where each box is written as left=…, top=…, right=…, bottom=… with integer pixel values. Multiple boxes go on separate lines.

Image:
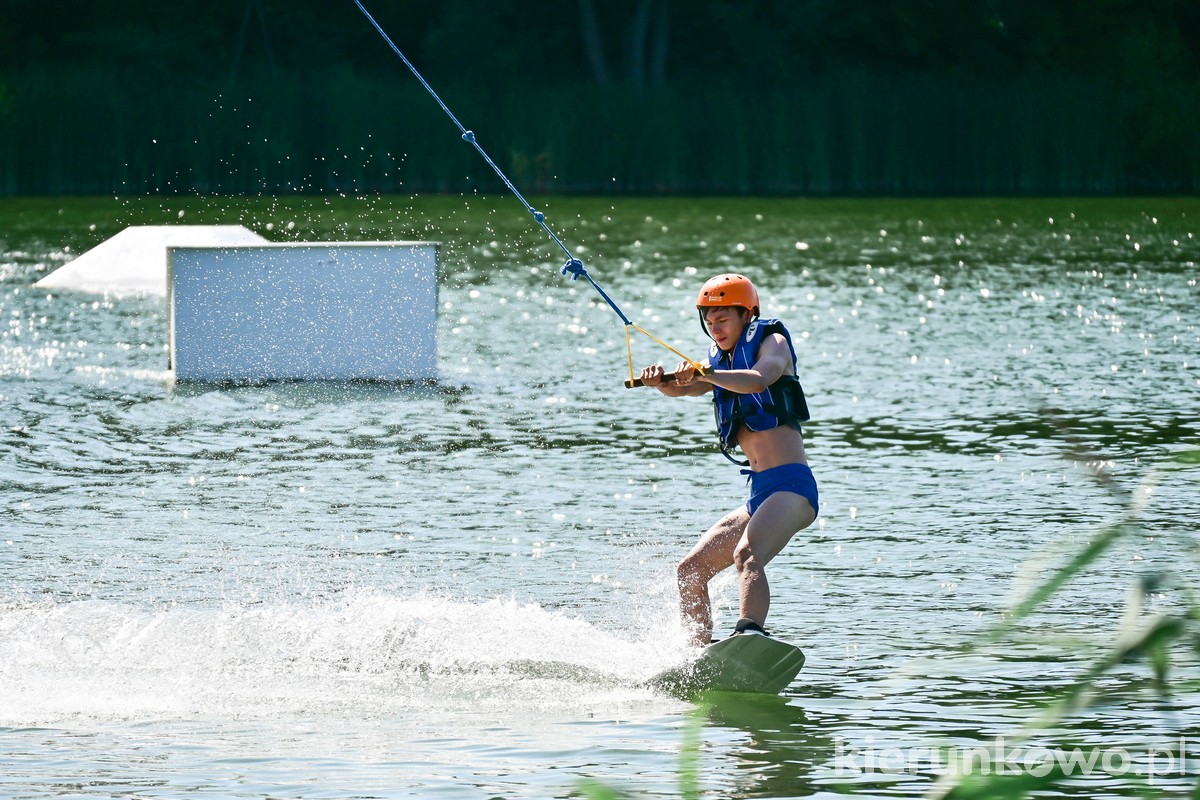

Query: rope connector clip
left=561, top=258, right=586, bottom=280
left=462, top=131, right=476, bottom=143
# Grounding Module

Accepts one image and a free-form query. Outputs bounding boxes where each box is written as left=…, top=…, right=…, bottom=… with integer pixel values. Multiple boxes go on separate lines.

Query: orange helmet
left=696, top=273, right=760, bottom=317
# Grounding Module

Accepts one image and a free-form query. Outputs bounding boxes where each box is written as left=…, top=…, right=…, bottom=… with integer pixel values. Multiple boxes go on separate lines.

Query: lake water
left=1, top=195, right=1198, bottom=798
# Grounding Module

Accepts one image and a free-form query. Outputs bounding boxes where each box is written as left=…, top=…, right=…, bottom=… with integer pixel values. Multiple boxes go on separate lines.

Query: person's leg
left=734, top=491, right=815, bottom=628
left=677, top=506, right=749, bottom=646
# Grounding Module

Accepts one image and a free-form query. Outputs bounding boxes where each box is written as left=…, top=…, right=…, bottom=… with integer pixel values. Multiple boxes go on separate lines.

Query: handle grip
left=624, top=365, right=712, bottom=389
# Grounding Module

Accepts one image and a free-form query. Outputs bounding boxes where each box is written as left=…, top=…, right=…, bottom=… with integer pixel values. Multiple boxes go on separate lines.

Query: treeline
left=1, top=0, right=1197, bottom=196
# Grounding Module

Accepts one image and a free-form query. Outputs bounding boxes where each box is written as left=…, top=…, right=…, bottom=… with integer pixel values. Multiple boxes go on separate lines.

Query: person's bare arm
left=680, top=334, right=792, bottom=393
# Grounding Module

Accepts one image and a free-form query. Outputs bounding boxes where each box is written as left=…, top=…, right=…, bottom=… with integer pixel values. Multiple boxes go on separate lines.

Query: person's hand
left=674, top=361, right=697, bottom=386
left=638, top=364, right=666, bottom=387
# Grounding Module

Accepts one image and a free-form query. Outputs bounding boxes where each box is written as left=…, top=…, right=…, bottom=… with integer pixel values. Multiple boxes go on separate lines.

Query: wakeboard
left=645, top=632, right=805, bottom=698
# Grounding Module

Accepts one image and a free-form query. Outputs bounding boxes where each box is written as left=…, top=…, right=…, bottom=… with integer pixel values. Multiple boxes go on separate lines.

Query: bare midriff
left=736, top=424, right=808, bottom=472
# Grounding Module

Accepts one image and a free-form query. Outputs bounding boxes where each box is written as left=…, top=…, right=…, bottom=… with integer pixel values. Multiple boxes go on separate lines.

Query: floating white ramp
left=35, top=225, right=269, bottom=297
left=168, top=242, right=439, bottom=383
left=38, top=225, right=439, bottom=382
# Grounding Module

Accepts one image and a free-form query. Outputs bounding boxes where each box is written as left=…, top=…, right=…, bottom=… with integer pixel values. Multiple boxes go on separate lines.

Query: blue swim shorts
left=743, top=463, right=819, bottom=517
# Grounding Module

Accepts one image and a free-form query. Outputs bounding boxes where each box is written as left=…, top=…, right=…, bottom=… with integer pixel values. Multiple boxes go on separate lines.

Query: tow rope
left=352, top=0, right=706, bottom=387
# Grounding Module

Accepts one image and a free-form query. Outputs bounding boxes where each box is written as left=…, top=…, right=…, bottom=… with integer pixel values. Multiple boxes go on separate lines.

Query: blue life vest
left=709, top=317, right=810, bottom=463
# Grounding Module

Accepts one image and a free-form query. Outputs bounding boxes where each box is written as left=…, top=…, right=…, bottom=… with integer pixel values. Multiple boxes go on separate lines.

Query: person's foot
left=733, top=617, right=770, bottom=636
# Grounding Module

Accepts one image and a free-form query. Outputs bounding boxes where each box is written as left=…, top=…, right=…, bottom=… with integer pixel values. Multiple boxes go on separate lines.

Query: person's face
left=703, top=306, right=747, bottom=350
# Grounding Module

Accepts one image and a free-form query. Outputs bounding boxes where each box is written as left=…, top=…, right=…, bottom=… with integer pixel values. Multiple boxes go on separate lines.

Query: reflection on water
left=700, top=693, right=835, bottom=798
left=1, top=196, right=1197, bottom=798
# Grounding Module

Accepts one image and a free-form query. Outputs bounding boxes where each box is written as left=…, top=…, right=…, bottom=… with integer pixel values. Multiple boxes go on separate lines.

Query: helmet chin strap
left=698, top=308, right=759, bottom=346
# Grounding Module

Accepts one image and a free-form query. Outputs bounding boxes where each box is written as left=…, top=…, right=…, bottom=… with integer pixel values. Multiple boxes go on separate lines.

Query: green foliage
left=1173, top=450, right=1200, bottom=466
left=5, top=0, right=1198, bottom=83
left=575, top=778, right=637, bottom=800
left=574, top=420, right=1198, bottom=799
left=1, top=1, right=1197, bottom=195
left=924, top=421, right=1200, bottom=800
left=2, top=63, right=1195, bottom=196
